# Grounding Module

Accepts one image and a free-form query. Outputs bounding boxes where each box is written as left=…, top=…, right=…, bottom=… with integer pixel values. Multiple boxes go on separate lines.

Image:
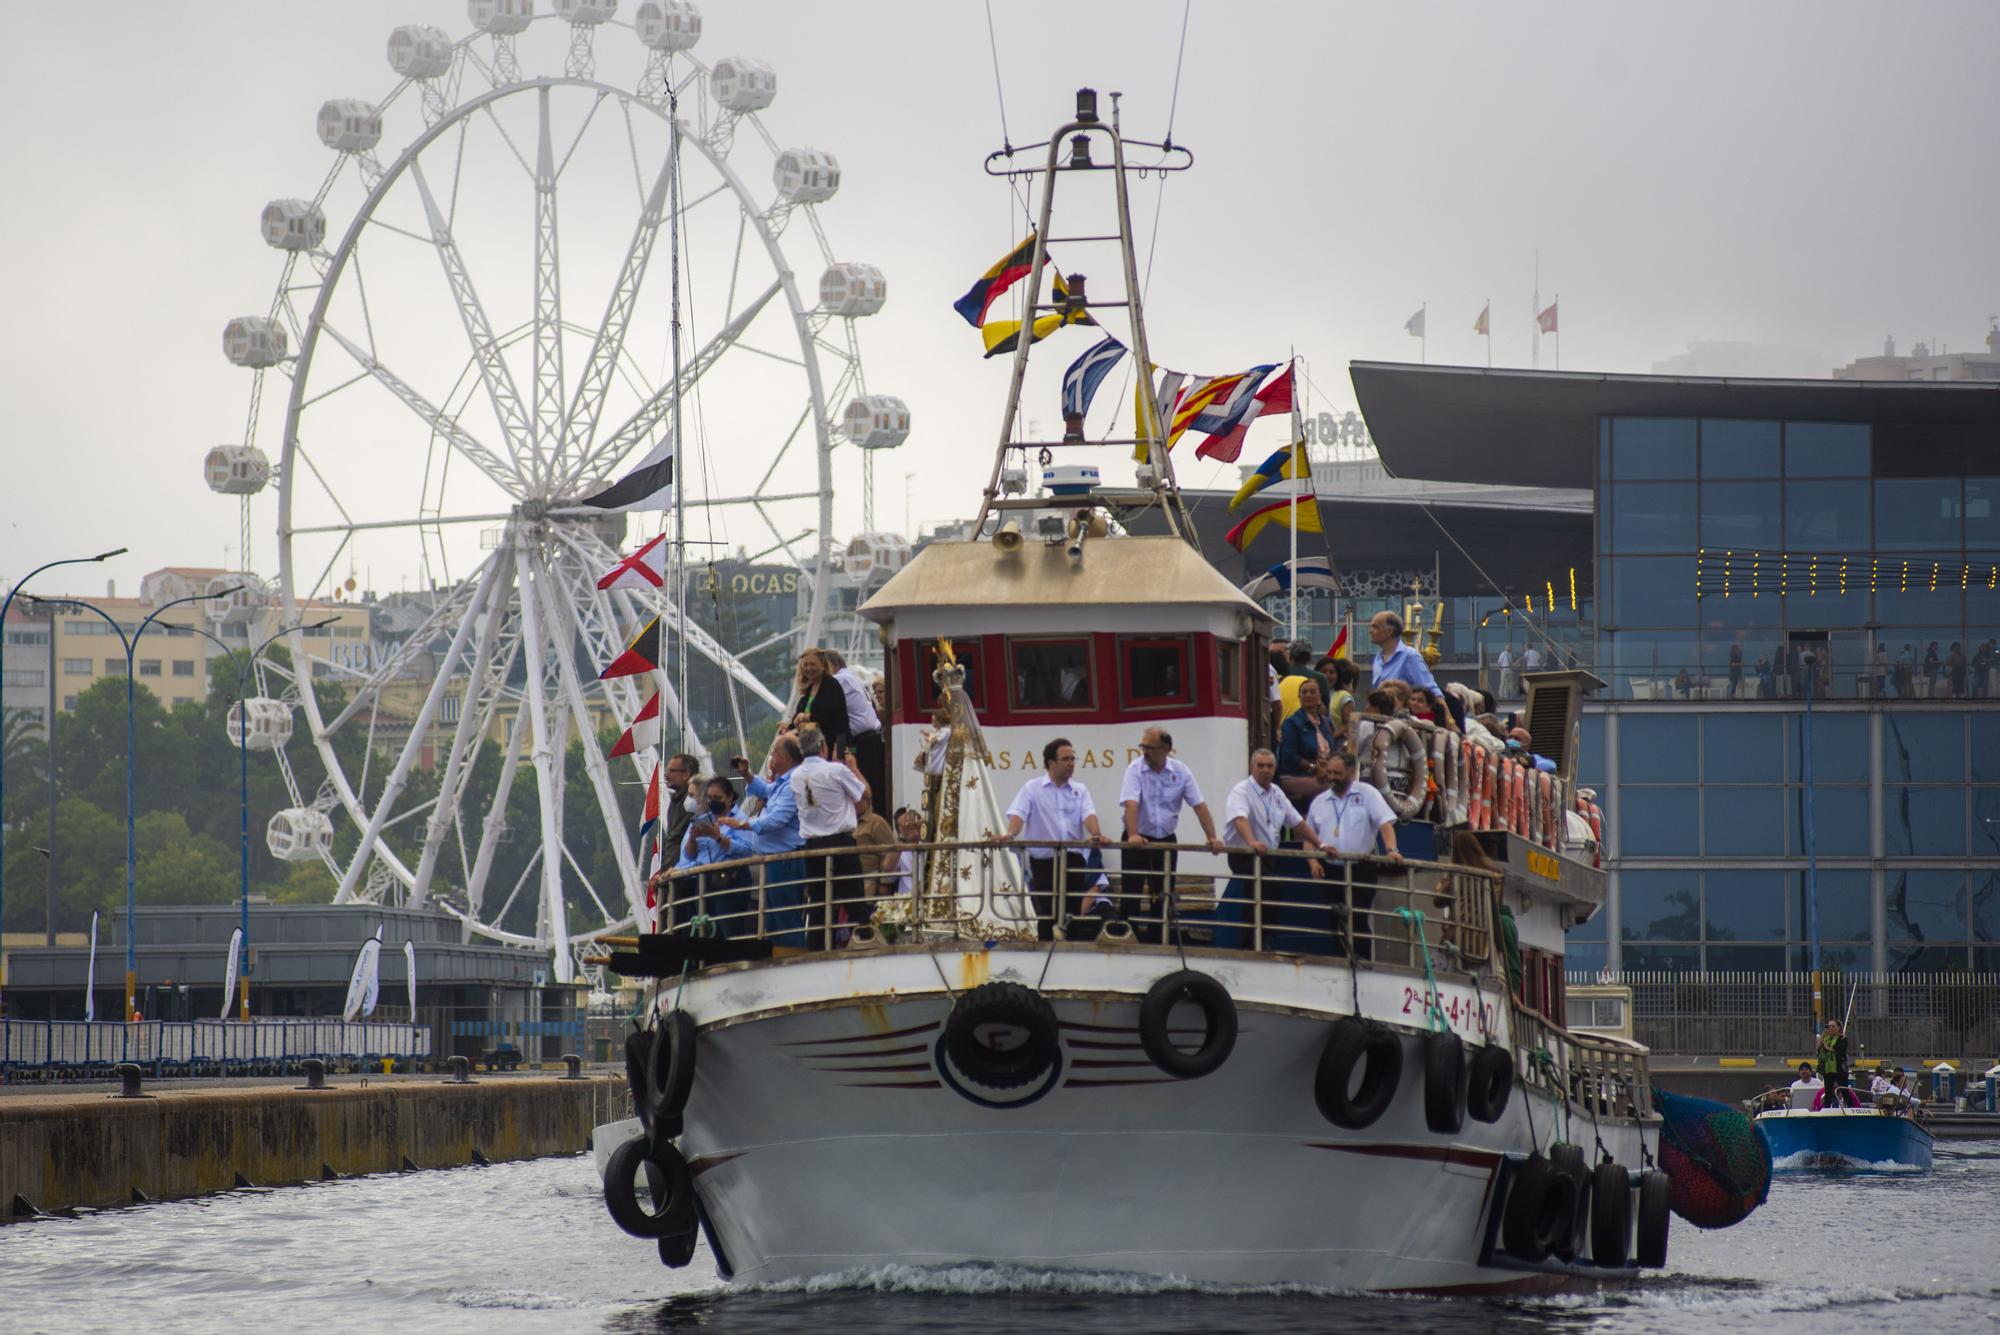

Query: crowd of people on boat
left=1755, top=1019, right=1928, bottom=1116
left=648, top=630, right=1499, bottom=953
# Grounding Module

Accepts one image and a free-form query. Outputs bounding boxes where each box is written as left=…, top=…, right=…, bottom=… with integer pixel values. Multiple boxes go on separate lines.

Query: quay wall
left=0, top=1074, right=628, bottom=1217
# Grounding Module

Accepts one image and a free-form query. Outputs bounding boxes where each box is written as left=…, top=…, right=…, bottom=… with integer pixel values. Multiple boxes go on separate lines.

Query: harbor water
left=1, top=1145, right=1995, bottom=1334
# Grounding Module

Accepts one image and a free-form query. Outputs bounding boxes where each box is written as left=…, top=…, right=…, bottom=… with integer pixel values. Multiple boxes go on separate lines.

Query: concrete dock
left=0, top=1069, right=629, bottom=1217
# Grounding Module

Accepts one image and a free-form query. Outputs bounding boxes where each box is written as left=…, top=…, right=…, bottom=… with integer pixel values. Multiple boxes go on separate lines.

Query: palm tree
left=3, top=704, right=48, bottom=830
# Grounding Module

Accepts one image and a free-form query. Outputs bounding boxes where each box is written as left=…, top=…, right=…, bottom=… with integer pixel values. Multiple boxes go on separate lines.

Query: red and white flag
left=597, top=534, right=667, bottom=591
left=608, top=691, right=662, bottom=758
left=1196, top=363, right=1297, bottom=464
left=1536, top=300, right=1559, bottom=334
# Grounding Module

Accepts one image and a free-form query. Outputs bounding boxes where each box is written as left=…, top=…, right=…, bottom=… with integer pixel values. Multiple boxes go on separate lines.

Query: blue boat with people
left=1754, top=1047, right=1935, bottom=1173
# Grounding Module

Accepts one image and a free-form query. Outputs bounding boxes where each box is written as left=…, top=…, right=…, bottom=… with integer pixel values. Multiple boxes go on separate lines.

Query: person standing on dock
left=1815, top=1019, right=1852, bottom=1108
left=1119, top=727, right=1225, bottom=941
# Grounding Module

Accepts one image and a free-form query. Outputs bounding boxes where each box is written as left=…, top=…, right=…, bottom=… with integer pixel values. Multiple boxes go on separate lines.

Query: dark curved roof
left=1350, top=361, right=2000, bottom=489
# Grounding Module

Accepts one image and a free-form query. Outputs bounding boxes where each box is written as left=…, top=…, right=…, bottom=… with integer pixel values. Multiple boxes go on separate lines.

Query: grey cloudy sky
left=3, top=0, right=1996, bottom=596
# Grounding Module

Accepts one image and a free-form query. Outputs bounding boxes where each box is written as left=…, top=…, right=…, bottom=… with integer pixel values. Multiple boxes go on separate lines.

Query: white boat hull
left=665, top=945, right=1656, bottom=1294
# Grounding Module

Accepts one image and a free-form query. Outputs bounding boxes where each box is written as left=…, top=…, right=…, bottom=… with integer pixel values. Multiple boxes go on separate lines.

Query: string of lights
left=1694, top=548, right=2000, bottom=599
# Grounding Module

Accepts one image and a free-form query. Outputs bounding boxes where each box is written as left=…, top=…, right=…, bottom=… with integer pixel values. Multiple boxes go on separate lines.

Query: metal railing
left=651, top=838, right=1499, bottom=967
left=1571, top=970, right=2000, bottom=1064
left=0, top=1017, right=432, bottom=1080
left=1511, top=1003, right=1654, bottom=1125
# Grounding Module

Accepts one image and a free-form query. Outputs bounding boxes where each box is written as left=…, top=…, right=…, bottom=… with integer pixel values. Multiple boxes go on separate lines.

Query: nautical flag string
left=952, top=234, right=1041, bottom=327
left=1229, top=439, right=1311, bottom=512
left=608, top=691, right=663, bottom=758
left=599, top=615, right=663, bottom=680
left=1224, top=494, right=1322, bottom=552
left=1196, top=363, right=1293, bottom=463
left=597, top=534, right=668, bottom=591
left=1132, top=367, right=1186, bottom=464
left=582, top=437, right=675, bottom=512
left=1239, top=556, right=1341, bottom=600
left=1060, top=335, right=1126, bottom=421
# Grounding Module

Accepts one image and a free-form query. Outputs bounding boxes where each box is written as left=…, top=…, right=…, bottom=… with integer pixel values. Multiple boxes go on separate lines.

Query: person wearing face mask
left=1304, top=750, right=1402, bottom=961
left=663, top=752, right=699, bottom=866
left=667, top=776, right=752, bottom=935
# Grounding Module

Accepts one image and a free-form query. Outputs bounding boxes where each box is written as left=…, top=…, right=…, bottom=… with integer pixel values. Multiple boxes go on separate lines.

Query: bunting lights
left=1694, top=549, right=2000, bottom=599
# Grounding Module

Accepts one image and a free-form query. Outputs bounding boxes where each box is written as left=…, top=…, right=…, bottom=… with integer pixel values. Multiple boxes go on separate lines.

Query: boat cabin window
left=1217, top=639, right=1242, bottom=706
left=1008, top=637, right=1094, bottom=711
left=916, top=638, right=984, bottom=712
left=1121, top=637, right=1192, bottom=709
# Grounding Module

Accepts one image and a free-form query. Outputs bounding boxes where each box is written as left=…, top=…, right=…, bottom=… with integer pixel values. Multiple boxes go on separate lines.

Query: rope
left=1162, top=0, right=1194, bottom=148
left=981, top=0, right=1012, bottom=151
left=668, top=913, right=715, bottom=1013
left=1530, top=1047, right=1572, bottom=1142
left=1394, top=906, right=1448, bottom=1034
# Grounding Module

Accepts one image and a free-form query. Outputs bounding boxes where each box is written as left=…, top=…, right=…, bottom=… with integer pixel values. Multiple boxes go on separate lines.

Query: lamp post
left=178, top=616, right=336, bottom=1020
left=31, top=586, right=239, bottom=1020
left=0, top=547, right=122, bottom=1016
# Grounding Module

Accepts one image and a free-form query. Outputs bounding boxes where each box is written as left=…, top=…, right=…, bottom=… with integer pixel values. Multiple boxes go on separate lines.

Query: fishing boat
left=1756, top=1103, right=1934, bottom=1173
left=592, top=89, right=1766, bottom=1293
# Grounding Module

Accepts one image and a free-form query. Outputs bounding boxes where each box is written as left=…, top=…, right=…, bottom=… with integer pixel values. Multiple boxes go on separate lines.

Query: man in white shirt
left=824, top=649, right=886, bottom=811
left=1119, top=728, right=1224, bottom=940
left=1214, top=748, right=1324, bottom=949
left=1494, top=645, right=1514, bottom=700
left=999, top=738, right=1107, bottom=940
left=1521, top=643, right=1544, bottom=674
left=793, top=724, right=867, bottom=943
left=1786, top=1061, right=1824, bottom=1109
left=1304, top=751, right=1402, bottom=961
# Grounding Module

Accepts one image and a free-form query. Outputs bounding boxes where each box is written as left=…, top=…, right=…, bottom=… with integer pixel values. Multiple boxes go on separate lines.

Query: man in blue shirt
left=1368, top=610, right=1441, bottom=695
left=720, top=736, right=808, bottom=949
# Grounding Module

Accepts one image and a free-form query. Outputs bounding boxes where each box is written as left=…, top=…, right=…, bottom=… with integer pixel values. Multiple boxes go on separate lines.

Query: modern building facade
left=1354, top=361, right=2000, bottom=977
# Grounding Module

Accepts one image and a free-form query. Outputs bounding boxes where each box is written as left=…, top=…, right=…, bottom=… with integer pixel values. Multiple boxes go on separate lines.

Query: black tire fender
left=1138, top=970, right=1238, bottom=1080
left=1422, top=1029, right=1468, bottom=1135
left=942, top=981, right=1060, bottom=1090
left=1548, top=1143, right=1590, bottom=1262
left=1313, top=1019, right=1403, bottom=1130
left=1635, top=1168, right=1673, bottom=1268
left=1465, top=1044, right=1515, bottom=1124
left=603, top=1136, right=696, bottom=1240
left=1591, top=1160, right=1632, bottom=1268
left=624, top=1029, right=656, bottom=1130
left=645, top=1010, right=698, bottom=1121
left=1502, top=1154, right=1579, bottom=1263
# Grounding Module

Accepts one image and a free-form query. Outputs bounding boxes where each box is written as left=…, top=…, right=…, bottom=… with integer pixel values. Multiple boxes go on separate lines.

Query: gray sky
left=4, top=0, right=1996, bottom=596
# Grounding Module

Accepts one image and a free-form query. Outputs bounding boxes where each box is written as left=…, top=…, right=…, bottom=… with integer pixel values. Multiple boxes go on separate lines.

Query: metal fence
left=0, top=1017, right=431, bottom=1079
left=1575, top=970, right=2000, bottom=1063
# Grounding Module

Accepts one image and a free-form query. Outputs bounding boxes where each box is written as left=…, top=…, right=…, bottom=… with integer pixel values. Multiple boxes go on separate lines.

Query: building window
left=1120, top=637, right=1191, bottom=709
left=104, top=659, right=126, bottom=675
left=1007, top=638, right=1094, bottom=711
left=1697, top=870, right=1783, bottom=941
left=172, top=660, right=196, bottom=678
left=1609, top=418, right=1696, bottom=481
left=1887, top=869, right=1969, bottom=970
left=1, top=667, right=44, bottom=688
left=63, top=695, right=77, bottom=709
left=4, top=629, right=49, bottom=646
left=1882, top=712, right=1964, bottom=784
left=1883, top=786, right=1966, bottom=857
left=1875, top=478, right=1962, bottom=551
left=138, top=660, right=162, bottom=678
left=1217, top=640, right=1242, bottom=706
left=1617, top=786, right=1698, bottom=855
left=1704, top=787, right=1784, bottom=855
left=1791, top=787, right=1870, bottom=857
left=1699, top=419, right=1780, bottom=478
left=1699, top=481, right=1783, bottom=551
left=913, top=638, right=982, bottom=712
left=1620, top=869, right=1702, bottom=940
left=1608, top=483, right=1697, bottom=554
left=1619, top=715, right=1697, bottom=782
left=1784, top=421, right=1869, bottom=477
left=1701, top=713, right=1783, bottom=783
left=1784, top=479, right=1870, bottom=550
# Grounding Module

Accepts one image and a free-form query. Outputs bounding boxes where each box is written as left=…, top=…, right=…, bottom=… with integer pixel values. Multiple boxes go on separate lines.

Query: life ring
left=1422, top=1029, right=1468, bottom=1134
left=1548, top=1142, right=1590, bottom=1262
left=943, top=981, right=1060, bottom=1089
left=1466, top=1043, right=1515, bottom=1123
left=1635, top=1168, right=1673, bottom=1267
left=1314, top=1018, right=1403, bottom=1129
left=602, top=1135, right=697, bottom=1240
left=644, top=1009, right=698, bottom=1130
left=1591, top=1160, right=1632, bottom=1267
left=1370, top=720, right=1428, bottom=820
left=1138, top=970, right=1238, bottom=1080
left=1501, top=1154, right=1579, bottom=1263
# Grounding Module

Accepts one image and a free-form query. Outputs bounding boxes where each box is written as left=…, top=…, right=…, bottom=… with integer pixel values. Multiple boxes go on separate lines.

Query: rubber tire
left=942, top=981, right=1060, bottom=1090
left=603, top=1136, right=696, bottom=1240
left=1313, top=1019, right=1403, bottom=1130
left=1138, top=970, right=1238, bottom=1080
left=645, top=1010, right=698, bottom=1121
left=1501, top=1154, right=1578, bottom=1263
left=1591, top=1160, right=1632, bottom=1268
left=657, top=1224, right=699, bottom=1268
left=1635, top=1169, right=1672, bottom=1268
left=1465, top=1044, right=1515, bottom=1124
left=1549, top=1143, right=1590, bottom=1263
left=624, top=1029, right=656, bottom=1130
left=1422, top=1029, right=1468, bottom=1135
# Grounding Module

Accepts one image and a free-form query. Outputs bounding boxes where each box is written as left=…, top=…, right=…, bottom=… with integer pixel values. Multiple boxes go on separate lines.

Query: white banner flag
left=85, top=912, right=98, bottom=1022
left=221, top=928, right=242, bottom=1020
left=403, top=939, right=417, bottom=1016
left=343, top=929, right=384, bottom=1022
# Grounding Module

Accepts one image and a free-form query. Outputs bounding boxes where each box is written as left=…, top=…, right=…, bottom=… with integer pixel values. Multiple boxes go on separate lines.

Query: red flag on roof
left=1536, top=300, right=1559, bottom=334
left=608, top=691, right=662, bottom=758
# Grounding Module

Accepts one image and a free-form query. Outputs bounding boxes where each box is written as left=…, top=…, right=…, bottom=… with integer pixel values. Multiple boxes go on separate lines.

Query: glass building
left=1352, top=363, right=2000, bottom=975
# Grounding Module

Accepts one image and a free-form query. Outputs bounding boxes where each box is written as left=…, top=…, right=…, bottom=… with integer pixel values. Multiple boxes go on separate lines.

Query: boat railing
left=1509, top=1001, right=1655, bottom=1123
left=650, top=838, right=1500, bottom=970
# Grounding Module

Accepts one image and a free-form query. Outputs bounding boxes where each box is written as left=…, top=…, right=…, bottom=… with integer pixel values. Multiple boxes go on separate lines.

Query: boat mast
left=972, top=89, right=1197, bottom=545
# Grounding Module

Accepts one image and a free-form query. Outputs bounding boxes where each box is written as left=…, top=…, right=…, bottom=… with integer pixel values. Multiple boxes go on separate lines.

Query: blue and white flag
left=1239, top=556, right=1341, bottom=601
left=343, top=928, right=384, bottom=1022
left=1059, top=335, right=1126, bottom=421
left=85, top=912, right=98, bottom=1022
left=221, top=928, right=242, bottom=1020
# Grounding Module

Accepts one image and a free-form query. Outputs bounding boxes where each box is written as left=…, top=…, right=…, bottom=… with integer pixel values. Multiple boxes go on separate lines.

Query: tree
left=3, top=704, right=49, bottom=830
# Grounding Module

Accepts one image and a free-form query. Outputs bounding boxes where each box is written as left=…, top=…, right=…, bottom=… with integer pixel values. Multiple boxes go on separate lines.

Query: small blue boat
left=1755, top=1107, right=1934, bottom=1172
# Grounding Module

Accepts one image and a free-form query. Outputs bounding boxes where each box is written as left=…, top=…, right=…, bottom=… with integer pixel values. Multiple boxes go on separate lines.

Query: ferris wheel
left=209, top=1, right=907, bottom=980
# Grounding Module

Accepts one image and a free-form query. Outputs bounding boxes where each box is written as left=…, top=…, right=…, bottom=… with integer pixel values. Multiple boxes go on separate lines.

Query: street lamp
left=30, top=586, right=239, bottom=1020
left=173, top=615, right=337, bottom=1019
left=0, top=547, right=122, bottom=1016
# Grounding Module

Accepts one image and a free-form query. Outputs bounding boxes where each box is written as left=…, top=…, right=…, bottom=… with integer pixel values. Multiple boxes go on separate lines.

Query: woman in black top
left=790, top=646, right=851, bottom=752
